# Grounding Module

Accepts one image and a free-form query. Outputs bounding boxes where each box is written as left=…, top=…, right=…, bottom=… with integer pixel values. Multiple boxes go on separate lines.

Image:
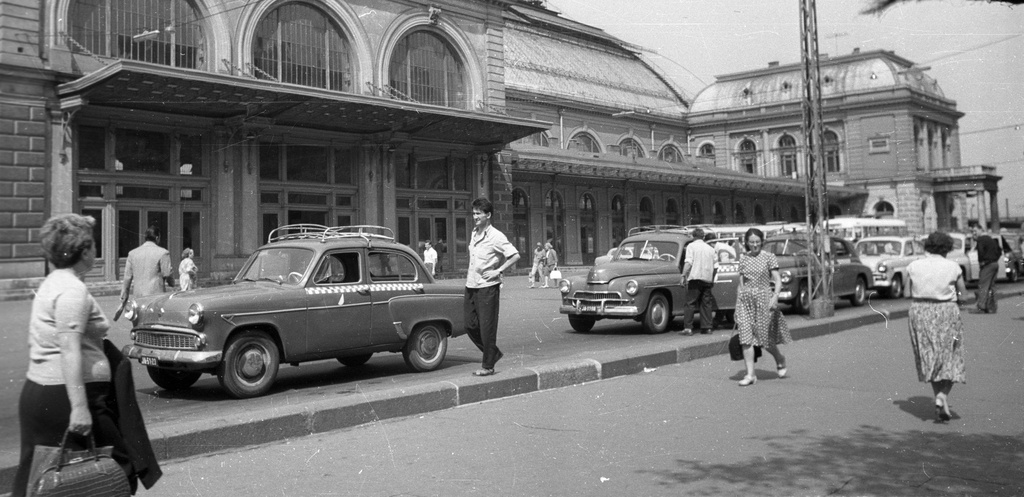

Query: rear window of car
left=368, top=251, right=418, bottom=282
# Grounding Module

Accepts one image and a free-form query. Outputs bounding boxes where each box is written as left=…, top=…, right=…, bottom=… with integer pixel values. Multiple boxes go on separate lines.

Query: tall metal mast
left=799, top=0, right=834, bottom=318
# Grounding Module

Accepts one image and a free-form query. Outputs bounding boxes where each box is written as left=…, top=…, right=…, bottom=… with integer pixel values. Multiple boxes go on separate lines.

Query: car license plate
left=579, top=304, right=599, bottom=313
left=139, top=356, right=157, bottom=366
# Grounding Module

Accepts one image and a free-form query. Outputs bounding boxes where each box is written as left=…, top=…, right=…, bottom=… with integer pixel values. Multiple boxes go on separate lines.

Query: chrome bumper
left=559, top=303, right=639, bottom=317
left=122, top=344, right=222, bottom=371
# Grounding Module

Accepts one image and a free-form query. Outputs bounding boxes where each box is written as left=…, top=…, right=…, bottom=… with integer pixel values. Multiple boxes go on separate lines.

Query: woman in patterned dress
left=906, top=232, right=967, bottom=422
left=734, top=228, right=791, bottom=386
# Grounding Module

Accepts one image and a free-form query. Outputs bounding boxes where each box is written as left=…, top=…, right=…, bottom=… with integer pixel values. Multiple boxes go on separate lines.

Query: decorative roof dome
left=690, top=50, right=945, bottom=113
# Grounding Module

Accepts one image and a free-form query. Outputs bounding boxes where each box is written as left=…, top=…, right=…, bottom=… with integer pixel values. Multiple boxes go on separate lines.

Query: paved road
left=129, top=297, right=1024, bottom=496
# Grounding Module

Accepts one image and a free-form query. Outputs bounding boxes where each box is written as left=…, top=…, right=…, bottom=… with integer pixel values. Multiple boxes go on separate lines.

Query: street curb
left=2, top=289, right=1021, bottom=494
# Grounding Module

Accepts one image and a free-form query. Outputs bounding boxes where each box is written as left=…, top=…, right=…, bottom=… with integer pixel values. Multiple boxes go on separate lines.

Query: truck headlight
left=188, top=303, right=205, bottom=330
left=625, top=280, right=639, bottom=296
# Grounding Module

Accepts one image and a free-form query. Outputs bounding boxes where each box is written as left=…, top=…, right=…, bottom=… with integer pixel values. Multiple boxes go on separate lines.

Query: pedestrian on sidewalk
left=465, top=197, right=520, bottom=376
left=118, top=225, right=174, bottom=319
left=681, top=227, right=717, bottom=335
left=179, top=247, right=197, bottom=291
left=423, top=240, right=437, bottom=276
left=528, top=242, right=545, bottom=288
left=734, top=228, right=790, bottom=387
left=541, top=242, right=558, bottom=288
left=971, top=225, right=1000, bottom=314
left=906, top=231, right=967, bottom=423
left=13, top=214, right=133, bottom=496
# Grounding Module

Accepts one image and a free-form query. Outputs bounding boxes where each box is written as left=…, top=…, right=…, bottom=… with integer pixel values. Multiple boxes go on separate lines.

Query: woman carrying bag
left=541, top=242, right=559, bottom=288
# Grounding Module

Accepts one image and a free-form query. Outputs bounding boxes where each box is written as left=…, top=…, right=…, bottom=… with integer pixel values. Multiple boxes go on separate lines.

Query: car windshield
left=615, top=240, right=678, bottom=261
left=856, top=240, right=902, bottom=256
left=763, top=238, right=808, bottom=256
left=236, top=247, right=315, bottom=286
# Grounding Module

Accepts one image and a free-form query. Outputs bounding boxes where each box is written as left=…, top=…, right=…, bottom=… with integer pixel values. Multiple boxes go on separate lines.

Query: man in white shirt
left=681, top=228, right=717, bottom=335
left=423, top=240, right=438, bottom=276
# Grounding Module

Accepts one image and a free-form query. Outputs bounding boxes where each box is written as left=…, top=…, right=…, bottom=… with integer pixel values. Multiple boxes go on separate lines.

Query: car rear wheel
left=147, top=367, right=201, bottom=391
left=885, top=275, right=904, bottom=299
left=403, top=322, right=448, bottom=372
left=794, top=281, right=811, bottom=314
left=642, top=293, right=671, bottom=334
left=849, top=277, right=868, bottom=307
left=338, top=353, right=373, bottom=367
left=1009, top=266, right=1020, bottom=283
left=568, top=316, right=596, bottom=333
left=218, top=331, right=280, bottom=399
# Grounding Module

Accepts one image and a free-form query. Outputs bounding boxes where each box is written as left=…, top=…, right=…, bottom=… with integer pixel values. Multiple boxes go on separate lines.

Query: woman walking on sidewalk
left=906, top=231, right=967, bottom=423
left=528, top=242, right=545, bottom=288
left=734, top=228, right=791, bottom=386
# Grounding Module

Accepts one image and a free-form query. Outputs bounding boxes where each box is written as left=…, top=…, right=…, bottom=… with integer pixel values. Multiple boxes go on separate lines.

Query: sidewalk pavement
left=2, top=287, right=1021, bottom=495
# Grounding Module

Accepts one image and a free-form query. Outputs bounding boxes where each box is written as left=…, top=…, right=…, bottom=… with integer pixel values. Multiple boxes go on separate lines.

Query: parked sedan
left=763, top=233, right=873, bottom=313
left=121, top=225, right=466, bottom=398
left=854, top=236, right=926, bottom=298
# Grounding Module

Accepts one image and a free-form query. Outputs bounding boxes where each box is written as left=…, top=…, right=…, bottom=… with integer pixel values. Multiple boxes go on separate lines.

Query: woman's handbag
left=728, top=334, right=761, bottom=362
left=549, top=268, right=562, bottom=280
left=28, top=431, right=130, bottom=497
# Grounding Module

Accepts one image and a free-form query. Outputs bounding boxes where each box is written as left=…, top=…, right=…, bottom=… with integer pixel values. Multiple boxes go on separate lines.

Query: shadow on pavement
left=641, top=426, right=1024, bottom=495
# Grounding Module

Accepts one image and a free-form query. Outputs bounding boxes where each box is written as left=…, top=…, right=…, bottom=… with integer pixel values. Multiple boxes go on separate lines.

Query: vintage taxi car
left=121, top=225, right=465, bottom=399
left=854, top=236, right=926, bottom=298
left=764, top=233, right=873, bottom=313
left=559, top=226, right=742, bottom=333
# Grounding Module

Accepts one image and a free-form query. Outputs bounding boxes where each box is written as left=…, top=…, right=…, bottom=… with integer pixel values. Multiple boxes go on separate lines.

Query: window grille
left=388, top=31, right=466, bottom=109
left=253, top=4, right=353, bottom=91
left=69, top=0, right=205, bottom=68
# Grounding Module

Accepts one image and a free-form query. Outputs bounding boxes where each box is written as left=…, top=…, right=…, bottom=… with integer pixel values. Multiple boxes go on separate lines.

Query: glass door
left=417, top=215, right=449, bottom=274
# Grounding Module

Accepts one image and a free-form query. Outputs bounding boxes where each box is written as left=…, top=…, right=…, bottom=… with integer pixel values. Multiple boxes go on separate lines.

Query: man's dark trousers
left=977, top=262, right=998, bottom=313
left=465, top=285, right=503, bottom=368
left=683, top=280, right=715, bottom=331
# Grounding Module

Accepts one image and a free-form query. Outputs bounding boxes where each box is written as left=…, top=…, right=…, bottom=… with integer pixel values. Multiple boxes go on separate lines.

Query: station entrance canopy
left=57, top=61, right=549, bottom=148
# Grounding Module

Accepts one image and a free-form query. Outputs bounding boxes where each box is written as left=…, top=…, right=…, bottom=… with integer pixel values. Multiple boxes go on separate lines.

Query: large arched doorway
left=579, top=193, right=597, bottom=265
left=546, top=190, right=565, bottom=258
left=512, top=189, right=530, bottom=268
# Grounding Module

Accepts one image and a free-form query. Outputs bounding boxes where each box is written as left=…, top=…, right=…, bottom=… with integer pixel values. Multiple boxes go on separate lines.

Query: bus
left=827, top=217, right=908, bottom=242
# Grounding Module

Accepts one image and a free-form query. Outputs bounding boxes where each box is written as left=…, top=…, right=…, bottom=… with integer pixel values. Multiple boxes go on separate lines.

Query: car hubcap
left=419, top=331, right=439, bottom=358
left=653, top=303, right=666, bottom=325
left=240, top=347, right=266, bottom=379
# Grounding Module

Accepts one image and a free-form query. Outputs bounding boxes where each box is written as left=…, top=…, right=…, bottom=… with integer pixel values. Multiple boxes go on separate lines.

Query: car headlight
left=188, top=303, right=205, bottom=330
left=625, top=280, right=639, bottom=296
left=123, top=300, right=139, bottom=323
left=877, top=263, right=888, bottom=273
left=558, top=279, right=571, bottom=294
left=780, top=271, right=792, bottom=284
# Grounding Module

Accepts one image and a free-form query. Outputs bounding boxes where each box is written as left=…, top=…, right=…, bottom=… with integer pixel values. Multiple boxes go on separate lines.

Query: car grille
left=135, top=330, right=197, bottom=350
left=572, top=291, right=622, bottom=300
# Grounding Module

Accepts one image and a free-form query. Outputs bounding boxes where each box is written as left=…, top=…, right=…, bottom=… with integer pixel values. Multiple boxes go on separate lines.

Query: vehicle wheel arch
left=225, top=324, right=286, bottom=360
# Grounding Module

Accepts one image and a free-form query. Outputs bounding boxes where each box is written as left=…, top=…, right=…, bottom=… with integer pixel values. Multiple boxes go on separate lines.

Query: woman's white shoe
left=738, top=375, right=757, bottom=386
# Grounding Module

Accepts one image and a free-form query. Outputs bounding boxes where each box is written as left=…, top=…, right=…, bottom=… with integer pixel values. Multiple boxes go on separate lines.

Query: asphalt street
left=130, top=298, right=1024, bottom=496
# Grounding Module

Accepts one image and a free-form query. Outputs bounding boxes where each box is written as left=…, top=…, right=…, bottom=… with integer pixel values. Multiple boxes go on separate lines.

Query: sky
left=543, top=0, right=1024, bottom=221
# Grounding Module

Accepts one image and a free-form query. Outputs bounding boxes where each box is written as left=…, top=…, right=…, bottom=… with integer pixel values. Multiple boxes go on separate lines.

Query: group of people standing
left=527, top=241, right=558, bottom=288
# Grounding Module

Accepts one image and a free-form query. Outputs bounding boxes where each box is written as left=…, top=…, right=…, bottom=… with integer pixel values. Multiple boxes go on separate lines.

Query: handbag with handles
left=28, top=431, right=130, bottom=497
left=549, top=268, right=562, bottom=280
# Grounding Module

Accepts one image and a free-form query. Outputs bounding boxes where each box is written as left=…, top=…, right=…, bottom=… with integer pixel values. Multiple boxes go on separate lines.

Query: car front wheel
left=147, top=367, right=201, bottom=391
left=403, top=322, right=448, bottom=372
left=568, top=316, right=596, bottom=333
left=1009, top=266, right=1020, bottom=283
left=885, top=275, right=904, bottom=299
left=218, top=331, right=280, bottom=399
left=849, top=277, right=868, bottom=307
left=642, top=293, right=671, bottom=334
left=794, top=281, right=811, bottom=314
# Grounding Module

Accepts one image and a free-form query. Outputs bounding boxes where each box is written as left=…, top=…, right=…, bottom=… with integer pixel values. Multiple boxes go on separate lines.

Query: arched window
left=611, top=195, right=626, bottom=245
left=754, top=204, right=766, bottom=224
left=546, top=190, right=565, bottom=256
left=579, top=193, right=597, bottom=264
left=619, top=138, right=645, bottom=158
left=70, top=0, right=205, bottom=68
left=568, top=133, right=601, bottom=153
left=512, top=188, right=529, bottom=263
left=388, top=31, right=466, bottom=108
left=690, top=200, right=703, bottom=224
left=737, top=139, right=757, bottom=174
left=666, top=198, right=680, bottom=225
left=639, top=197, right=654, bottom=226
left=874, top=201, right=895, bottom=217
left=734, top=203, right=746, bottom=224
left=778, top=135, right=798, bottom=178
left=658, top=145, right=683, bottom=163
left=254, top=3, right=353, bottom=91
left=713, top=201, right=726, bottom=224
left=824, top=131, right=841, bottom=173
left=698, top=143, right=715, bottom=159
